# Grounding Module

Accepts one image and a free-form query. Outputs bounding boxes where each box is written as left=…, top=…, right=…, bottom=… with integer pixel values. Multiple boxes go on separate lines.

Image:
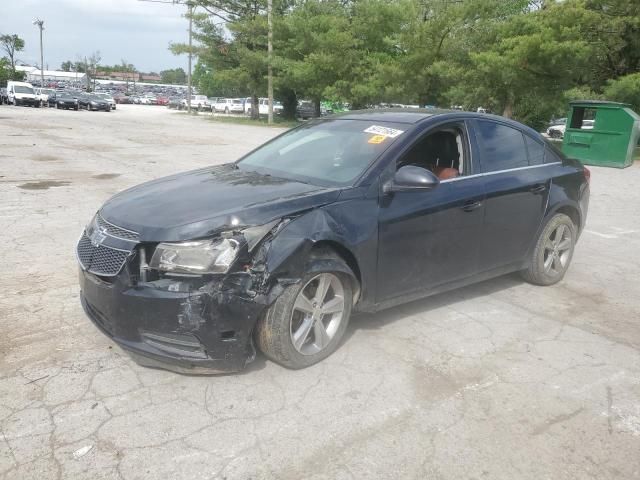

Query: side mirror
left=384, top=166, right=440, bottom=193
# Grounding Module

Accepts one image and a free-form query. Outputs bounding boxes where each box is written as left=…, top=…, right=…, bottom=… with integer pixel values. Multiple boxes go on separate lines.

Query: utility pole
left=33, top=19, right=45, bottom=87
left=267, top=0, right=273, bottom=124
left=187, top=1, right=193, bottom=114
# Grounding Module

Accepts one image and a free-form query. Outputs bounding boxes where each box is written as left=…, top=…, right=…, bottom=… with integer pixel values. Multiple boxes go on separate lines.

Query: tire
left=521, top=213, right=576, bottom=286
left=255, top=250, right=354, bottom=369
left=74, top=106, right=79, bottom=111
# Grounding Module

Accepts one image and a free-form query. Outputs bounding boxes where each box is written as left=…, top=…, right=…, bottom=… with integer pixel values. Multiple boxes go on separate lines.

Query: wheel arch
left=309, top=240, right=362, bottom=304
left=545, top=202, right=582, bottom=231
left=259, top=217, right=364, bottom=307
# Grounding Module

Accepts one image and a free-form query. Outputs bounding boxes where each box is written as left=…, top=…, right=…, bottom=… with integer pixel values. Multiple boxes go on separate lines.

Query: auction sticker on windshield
left=364, top=125, right=405, bottom=138
left=368, top=134, right=387, bottom=144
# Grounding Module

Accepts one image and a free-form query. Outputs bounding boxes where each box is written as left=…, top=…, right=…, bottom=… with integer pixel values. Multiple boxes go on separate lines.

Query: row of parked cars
left=0, top=81, right=116, bottom=111
left=166, top=95, right=289, bottom=116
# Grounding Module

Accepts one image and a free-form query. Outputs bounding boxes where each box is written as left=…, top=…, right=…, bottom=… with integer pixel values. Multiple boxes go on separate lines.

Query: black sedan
left=48, top=92, right=79, bottom=110
left=78, top=94, right=111, bottom=112
left=77, top=110, right=590, bottom=373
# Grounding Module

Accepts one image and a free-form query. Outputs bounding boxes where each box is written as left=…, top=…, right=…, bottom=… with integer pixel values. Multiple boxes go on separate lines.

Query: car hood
left=100, top=163, right=341, bottom=242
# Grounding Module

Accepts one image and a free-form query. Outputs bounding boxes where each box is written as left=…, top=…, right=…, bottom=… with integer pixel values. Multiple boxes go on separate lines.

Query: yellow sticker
left=368, top=134, right=387, bottom=144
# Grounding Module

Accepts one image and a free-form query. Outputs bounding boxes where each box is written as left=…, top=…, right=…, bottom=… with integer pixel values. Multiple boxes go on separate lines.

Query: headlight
left=149, top=238, right=240, bottom=275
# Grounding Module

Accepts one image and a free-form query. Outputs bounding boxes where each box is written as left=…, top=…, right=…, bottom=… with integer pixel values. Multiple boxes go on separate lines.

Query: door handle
left=461, top=200, right=482, bottom=212
left=530, top=184, right=547, bottom=194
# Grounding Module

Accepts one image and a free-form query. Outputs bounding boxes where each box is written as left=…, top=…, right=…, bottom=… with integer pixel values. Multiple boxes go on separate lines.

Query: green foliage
left=180, top=0, right=640, bottom=129
left=604, top=73, right=640, bottom=113
left=160, top=67, right=187, bottom=84
left=0, top=34, right=25, bottom=71
left=0, top=57, right=24, bottom=86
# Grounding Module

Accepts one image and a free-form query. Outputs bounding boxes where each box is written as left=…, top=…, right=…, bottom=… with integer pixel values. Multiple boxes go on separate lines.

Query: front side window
left=396, top=123, right=468, bottom=180
left=475, top=120, right=527, bottom=173
left=238, top=119, right=407, bottom=186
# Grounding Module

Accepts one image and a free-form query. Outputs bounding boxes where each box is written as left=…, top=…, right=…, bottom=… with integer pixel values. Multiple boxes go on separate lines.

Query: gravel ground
left=1, top=104, right=639, bottom=480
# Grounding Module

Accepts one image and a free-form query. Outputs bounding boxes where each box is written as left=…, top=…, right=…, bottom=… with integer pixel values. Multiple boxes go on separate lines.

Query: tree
left=60, top=60, right=73, bottom=72
left=160, top=67, right=187, bottom=84
left=0, top=58, right=25, bottom=86
left=278, top=0, right=359, bottom=115
left=604, top=73, right=640, bottom=113
left=171, top=2, right=270, bottom=119
left=85, top=51, right=101, bottom=90
left=0, top=34, right=25, bottom=71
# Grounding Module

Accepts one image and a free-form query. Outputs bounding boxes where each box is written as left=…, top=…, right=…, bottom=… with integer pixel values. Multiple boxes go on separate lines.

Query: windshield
left=58, top=93, right=72, bottom=99
left=238, top=119, right=408, bottom=186
left=14, top=86, right=34, bottom=94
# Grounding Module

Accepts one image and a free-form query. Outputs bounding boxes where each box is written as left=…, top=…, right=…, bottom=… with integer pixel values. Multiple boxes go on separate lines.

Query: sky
left=1, top=0, right=190, bottom=73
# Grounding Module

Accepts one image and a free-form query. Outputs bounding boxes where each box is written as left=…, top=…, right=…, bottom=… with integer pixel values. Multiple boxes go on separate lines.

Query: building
left=95, top=71, right=140, bottom=82
left=17, top=66, right=87, bottom=84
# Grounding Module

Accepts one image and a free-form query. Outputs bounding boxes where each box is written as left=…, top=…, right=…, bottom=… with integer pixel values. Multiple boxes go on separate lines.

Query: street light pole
left=33, top=19, right=45, bottom=87
left=267, top=0, right=273, bottom=125
left=187, top=1, right=193, bottom=114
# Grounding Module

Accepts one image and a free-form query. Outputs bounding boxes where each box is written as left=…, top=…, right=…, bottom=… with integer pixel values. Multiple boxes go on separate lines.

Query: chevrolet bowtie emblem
left=90, top=227, right=107, bottom=247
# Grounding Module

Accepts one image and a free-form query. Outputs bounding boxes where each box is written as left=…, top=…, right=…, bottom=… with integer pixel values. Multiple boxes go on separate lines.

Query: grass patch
left=205, top=114, right=300, bottom=128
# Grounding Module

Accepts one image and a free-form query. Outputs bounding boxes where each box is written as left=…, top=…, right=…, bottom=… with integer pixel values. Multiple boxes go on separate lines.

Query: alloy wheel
left=290, top=273, right=345, bottom=356
left=543, top=224, right=572, bottom=275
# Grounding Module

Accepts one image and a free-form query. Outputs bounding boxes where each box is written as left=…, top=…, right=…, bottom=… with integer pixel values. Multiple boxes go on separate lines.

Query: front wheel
left=521, top=213, right=576, bottom=286
left=255, top=257, right=353, bottom=369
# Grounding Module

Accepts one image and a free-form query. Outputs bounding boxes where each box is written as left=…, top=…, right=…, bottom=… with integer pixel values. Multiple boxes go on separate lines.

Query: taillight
left=583, top=167, right=591, bottom=185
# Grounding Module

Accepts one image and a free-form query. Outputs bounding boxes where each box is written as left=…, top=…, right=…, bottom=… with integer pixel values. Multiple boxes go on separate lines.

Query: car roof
left=330, top=109, right=543, bottom=139
left=336, top=108, right=452, bottom=124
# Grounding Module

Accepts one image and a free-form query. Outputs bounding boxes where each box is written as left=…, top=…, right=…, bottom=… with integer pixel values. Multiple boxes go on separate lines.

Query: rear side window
left=524, top=135, right=545, bottom=165
left=475, top=120, right=528, bottom=173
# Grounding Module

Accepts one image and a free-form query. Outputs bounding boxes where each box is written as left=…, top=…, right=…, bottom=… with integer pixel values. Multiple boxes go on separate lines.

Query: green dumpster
left=562, top=100, right=640, bottom=168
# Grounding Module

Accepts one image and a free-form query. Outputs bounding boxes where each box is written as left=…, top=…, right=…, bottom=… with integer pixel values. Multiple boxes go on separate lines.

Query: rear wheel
left=521, top=213, right=576, bottom=286
left=255, top=254, right=353, bottom=369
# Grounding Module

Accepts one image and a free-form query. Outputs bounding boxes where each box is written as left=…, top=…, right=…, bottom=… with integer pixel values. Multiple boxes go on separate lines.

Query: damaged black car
left=77, top=110, right=590, bottom=373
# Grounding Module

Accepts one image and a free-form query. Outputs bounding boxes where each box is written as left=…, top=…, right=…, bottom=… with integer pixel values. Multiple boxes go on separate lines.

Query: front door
left=376, top=122, right=486, bottom=302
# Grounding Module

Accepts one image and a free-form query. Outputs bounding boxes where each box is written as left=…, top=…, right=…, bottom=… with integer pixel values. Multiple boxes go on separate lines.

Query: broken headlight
left=149, top=238, right=240, bottom=275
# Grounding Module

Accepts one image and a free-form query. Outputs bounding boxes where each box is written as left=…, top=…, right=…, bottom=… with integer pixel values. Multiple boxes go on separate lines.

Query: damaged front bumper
left=79, top=266, right=265, bottom=374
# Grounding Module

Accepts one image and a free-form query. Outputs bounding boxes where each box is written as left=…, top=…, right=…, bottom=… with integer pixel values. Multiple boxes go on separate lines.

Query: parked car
left=7, top=81, right=39, bottom=107
left=48, top=91, right=79, bottom=110
left=140, top=95, right=157, bottom=105
left=296, top=100, right=317, bottom=120
left=94, top=93, right=116, bottom=110
left=156, top=96, right=170, bottom=106
left=114, top=94, right=131, bottom=104
left=77, top=109, right=590, bottom=374
left=245, top=97, right=284, bottom=116
left=547, top=119, right=594, bottom=139
left=214, top=97, right=244, bottom=114
left=78, top=94, right=111, bottom=112
left=35, top=88, right=56, bottom=107
left=167, top=96, right=182, bottom=109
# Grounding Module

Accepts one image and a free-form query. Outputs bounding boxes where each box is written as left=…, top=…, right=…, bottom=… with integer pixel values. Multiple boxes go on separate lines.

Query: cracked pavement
left=1, top=105, right=639, bottom=480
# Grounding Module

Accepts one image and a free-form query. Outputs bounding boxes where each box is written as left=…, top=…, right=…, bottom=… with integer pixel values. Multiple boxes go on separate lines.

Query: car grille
left=77, top=233, right=131, bottom=276
left=96, top=213, right=139, bottom=241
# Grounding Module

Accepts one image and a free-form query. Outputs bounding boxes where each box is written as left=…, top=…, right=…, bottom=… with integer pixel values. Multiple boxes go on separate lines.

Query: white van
left=7, top=81, right=39, bottom=107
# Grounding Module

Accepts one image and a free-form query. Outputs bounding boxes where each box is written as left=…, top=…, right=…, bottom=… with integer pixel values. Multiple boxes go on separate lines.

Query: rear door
left=470, top=119, right=551, bottom=271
